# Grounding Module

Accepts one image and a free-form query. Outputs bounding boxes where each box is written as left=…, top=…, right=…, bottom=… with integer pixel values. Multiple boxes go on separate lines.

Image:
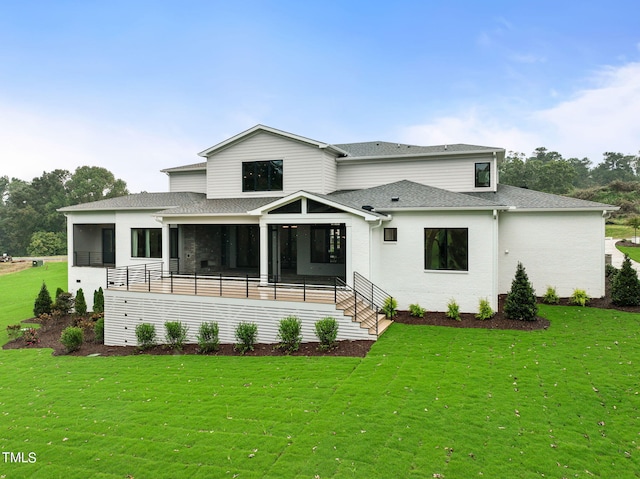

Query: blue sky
left=1, top=0, right=639, bottom=192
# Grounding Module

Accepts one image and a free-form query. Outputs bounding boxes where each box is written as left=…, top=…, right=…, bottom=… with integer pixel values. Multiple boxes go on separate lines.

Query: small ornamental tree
left=611, top=255, right=640, bottom=306
left=504, top=262, right=538, bottom=321
left=93, top=287, right=104, bottom=314
left=75, top=288, right=87, bottom=316
left=34, top=282, right=52, bottom=317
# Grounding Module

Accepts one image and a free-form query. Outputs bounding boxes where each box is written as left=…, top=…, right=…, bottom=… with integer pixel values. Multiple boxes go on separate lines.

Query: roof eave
left=336, top=149, right=504, bottom=163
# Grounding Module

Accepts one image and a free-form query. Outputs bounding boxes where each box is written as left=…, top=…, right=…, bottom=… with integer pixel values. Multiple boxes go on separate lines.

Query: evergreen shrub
left=75, top=288, right=87, bottom=316
left=135, top=323, right=157, bottom=350
left=234, top=322, right=258, bottom=354
left=34, top=282, right=52, bottom=317
left=315, top=317, right=338, bottom=351
left=277, top=316, right=302, bottom=353
left=611, top=255, right=640, bottom=306
left=197, top=322, right=220, bottom=353
left=504, top=262, right=538, bottom=321
left=446, top=298, right=461, bottom=321
left=164, top=321, right=188, bottom=350
left=60, top=326, right=83, bottom=353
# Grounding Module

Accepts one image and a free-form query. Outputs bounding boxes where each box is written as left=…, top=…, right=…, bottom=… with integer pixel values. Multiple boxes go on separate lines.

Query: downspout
left=369, top=217, right=385, bottom=281
left=492, top=209, right=499, bottom=312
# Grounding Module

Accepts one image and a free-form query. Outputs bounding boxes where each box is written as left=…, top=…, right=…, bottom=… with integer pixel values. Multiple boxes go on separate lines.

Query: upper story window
left=132, top=228, right=162, bottom=258
left=242, top=160, right=283, bottom=192
left=383, top=228, right=397, bottom=242
left=475, top=162, right=491, bottom=188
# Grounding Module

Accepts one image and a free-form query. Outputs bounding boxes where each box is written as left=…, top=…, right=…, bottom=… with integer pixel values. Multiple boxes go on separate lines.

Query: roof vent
left=444, top=144, right=448, bottom=150
left=391, top=196, right=400, bottom=202
left=362, top=205, right=375, bottom=212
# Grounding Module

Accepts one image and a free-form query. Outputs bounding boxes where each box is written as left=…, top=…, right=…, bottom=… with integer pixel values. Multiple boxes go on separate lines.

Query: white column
left=162, top=223, right=171, bottom=276
left=259, top=223, right=269, bottom=285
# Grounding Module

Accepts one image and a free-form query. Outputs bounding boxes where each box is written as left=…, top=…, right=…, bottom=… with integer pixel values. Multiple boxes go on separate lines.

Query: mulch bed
left=5, top=277, right=640, bottom=357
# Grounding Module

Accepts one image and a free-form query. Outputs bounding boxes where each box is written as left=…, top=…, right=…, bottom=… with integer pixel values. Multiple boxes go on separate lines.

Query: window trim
left=475, top=162, right=491, bottom=188
left=424, top=228, right=468, bottom=271
left=383, top=227, right=397, bottom=242
left=242, top=159, right=283, bottom=192
left=131, top=228, right=162, bottom=258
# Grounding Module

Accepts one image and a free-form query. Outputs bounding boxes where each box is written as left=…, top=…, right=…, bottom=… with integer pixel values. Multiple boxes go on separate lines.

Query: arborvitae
left=75, top=288, right=87, bottom=316
left=611, top=255, right=640, bottom=306
left=93, top=287, right=104, bottom=313
left=504, top=262, right=538, bottom=321
left=55, top=287, right=64, bottom=300
left=34, top=282, right=52, bottom=317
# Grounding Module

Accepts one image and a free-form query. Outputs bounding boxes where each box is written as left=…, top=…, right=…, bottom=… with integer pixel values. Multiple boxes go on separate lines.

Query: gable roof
left=58, top=192, right=206, bottom=212
left=334, top=141, right=502, bottom=159
left=197, top=124, right=349, bottom=158
left=161, top=162, right=206, bottom=174
left=465, top=184, right=617, bottom=211
left=156, top=196, right=280, bottom=217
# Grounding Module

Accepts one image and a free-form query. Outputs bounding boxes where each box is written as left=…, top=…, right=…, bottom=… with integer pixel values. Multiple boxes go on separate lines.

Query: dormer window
left=242, top=160, right=283, bottom=192
left=475, top=162, right=491, bottom=188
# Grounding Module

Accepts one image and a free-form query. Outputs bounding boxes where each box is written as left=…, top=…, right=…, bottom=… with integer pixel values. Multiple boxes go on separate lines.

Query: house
left=60, top=124, right=616, bottom=346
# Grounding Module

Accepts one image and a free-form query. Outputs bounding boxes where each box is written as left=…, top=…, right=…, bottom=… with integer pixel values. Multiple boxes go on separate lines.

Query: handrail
left=353, top=271, right=393, bottom=312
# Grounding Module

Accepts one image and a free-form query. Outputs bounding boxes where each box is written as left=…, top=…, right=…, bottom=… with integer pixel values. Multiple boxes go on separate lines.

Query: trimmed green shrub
left=476, top=298, right=494, bottom=320
left=197, top=322, right=220, bottom=353
left=165, top=321, right=188, bottom=350
left=34, top=282, right=52, bottom=317
left=605, top=264, right=619, bottom=280
left=55, top=287, right=64, bottom=301
left=382, top=297, right=398, bottom=318
left=235, top=322, right=258, bottom=354
left=94, top=317, right=105, bottom=344
left=93, top=287, right=105, bottom=314
left=277, top=316, right=302, bottom=353
left=409, top=303, right=426, bottom=318
left=446, top=298, right=461, bottom=321
left=569, top=289, right=590, bottom=307
left=60, top=326, right=84, bottom=353
left=315, top=317, right=339, bottom=351
left=504, top=262, right=538, bottom=321
left=53, top=292, right=74, bottom=315
left=75, top=288, right=87, bottom=316
left=542, top=286, right=560, bottom=304
left=611, top=255, right=640, bottom=306
left=135, top=323, right=157, bottom=350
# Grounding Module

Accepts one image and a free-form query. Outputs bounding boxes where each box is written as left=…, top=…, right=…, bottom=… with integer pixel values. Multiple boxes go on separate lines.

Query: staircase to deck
left=334, top=272, right=395, bottom=338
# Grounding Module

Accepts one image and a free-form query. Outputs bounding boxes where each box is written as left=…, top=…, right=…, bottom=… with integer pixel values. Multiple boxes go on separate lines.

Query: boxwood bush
left=277, top=316, right=302, bottom=353
left=197, top=321, right=220, bottom=353
left=315, top=317, right=338, bottom=351
left=135, top=323, right=157, bottom=350
left=60, top=326, right=84, bottom=353
left=234, top=322, right=258, bottom=354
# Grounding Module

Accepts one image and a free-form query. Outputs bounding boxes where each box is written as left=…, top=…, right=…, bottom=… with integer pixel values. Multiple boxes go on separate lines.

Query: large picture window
left=311, top=224, right=345, bottom=264
left=475, top=162, right=491, bottom=188
left=242, top=160, right=283, bottom=192
left=131, top=228, right=162, bottom=258
left=424, top=228, right=468, bottom=271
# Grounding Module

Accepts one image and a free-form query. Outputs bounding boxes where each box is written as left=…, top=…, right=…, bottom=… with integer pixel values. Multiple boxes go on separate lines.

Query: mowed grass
left=1, top=266, right=640, bottom=478
left=616, top=244, right=640, bottom=263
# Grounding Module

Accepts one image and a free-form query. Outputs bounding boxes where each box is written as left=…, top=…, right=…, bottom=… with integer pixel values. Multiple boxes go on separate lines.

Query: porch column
left=259, top=223, right=269, bottom=285
left=162, top=223, right=171, bottom=276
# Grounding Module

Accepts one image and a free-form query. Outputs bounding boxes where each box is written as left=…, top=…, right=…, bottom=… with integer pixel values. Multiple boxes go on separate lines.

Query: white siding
left=104, top=290, right=373, bottom=347
left=369, top=211, right=498, bottom=313
left=206, top=131, right=339, bottom=198
left=497, top=211, right=606, bottom=298
left=337, top=156, right=497, bottom=192
left=169, top=171, right=206, bottom=193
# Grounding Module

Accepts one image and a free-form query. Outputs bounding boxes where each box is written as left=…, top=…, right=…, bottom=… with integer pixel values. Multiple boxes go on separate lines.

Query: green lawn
left=1, top=265, right=639, bottom=478
left=616, top=244, right=640, bottom=263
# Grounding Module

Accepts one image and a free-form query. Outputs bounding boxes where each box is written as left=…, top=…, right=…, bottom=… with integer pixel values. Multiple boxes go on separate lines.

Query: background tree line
left=0, top=166, right=128, bottom=256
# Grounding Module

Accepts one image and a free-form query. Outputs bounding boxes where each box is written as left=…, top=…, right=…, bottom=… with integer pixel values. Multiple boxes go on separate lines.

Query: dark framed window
left=475, top=162, right=491, bottom=188
left=424, top=228, right=468, bottom=271
left=383, top=228, right=397, bottom=242
left=268, top=199, right=302, bottom=214
left=242, top=160, right=283, bottom=192
left=308, top=199, right=342, bottom=214
left=131, top=228, right=162, bottom=258
left=311, top=224, right=345, bottom=264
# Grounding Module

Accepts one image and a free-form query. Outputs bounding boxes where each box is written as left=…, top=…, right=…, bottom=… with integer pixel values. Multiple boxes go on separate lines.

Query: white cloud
left=399, top=62, right=640, bottom=161
left=0, top=102, right=199, bottom=192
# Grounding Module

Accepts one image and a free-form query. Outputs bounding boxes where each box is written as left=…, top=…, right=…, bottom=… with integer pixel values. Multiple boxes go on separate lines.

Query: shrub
left=53, top=292, right=74, bottom=315
left=75, top=288, right=87, bottom=316
left=94, top=317, right=105, bottom=344
left=315, top=317, right=339, bottom=351
left=165, top=321, right=188, bottom=350
left=135, top=323, right=157, bottom=350
left=611, top=255, right=640, bottom=306
left=93, top=287, right=104, bottom=314
left=476, top=298, right=494, bottom=320
left=33, top=282, right=52, bottom=317
left=569, top=289, right=590, bottom=307
left=55, top=287, right=64, bottom=300
left=234, top=322, right=258, bottom=354
left=60, top=326, right=84, bottom=353
left=446, top=298, right=461, bottom=321
left=542, top=286, right=560, bottom=304
left=277, top=316, right=302, bottom=353
left=197, top=322, right=220, bottom=353
left=23, top=328, right=39, bottom=346
left=605, top=264, right=619, bottom=280
left=409, top=303, right=426, bottom=317
left=504, top=262, right=538, bottom=321
left=382, top=297, right=398, bottom=318
left=6, top=324, right=22, bottom=340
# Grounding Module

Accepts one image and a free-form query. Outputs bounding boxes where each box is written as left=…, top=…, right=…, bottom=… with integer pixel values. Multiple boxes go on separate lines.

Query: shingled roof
left=59, top=192, right=206, bottom=212
left=334, top=141, right=502, bottom=158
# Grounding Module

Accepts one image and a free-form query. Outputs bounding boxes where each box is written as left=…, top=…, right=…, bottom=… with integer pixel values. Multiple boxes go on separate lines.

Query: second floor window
left=475, top=162, right=491, bottom=188
left=242, top=160, right=283, bottom=192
